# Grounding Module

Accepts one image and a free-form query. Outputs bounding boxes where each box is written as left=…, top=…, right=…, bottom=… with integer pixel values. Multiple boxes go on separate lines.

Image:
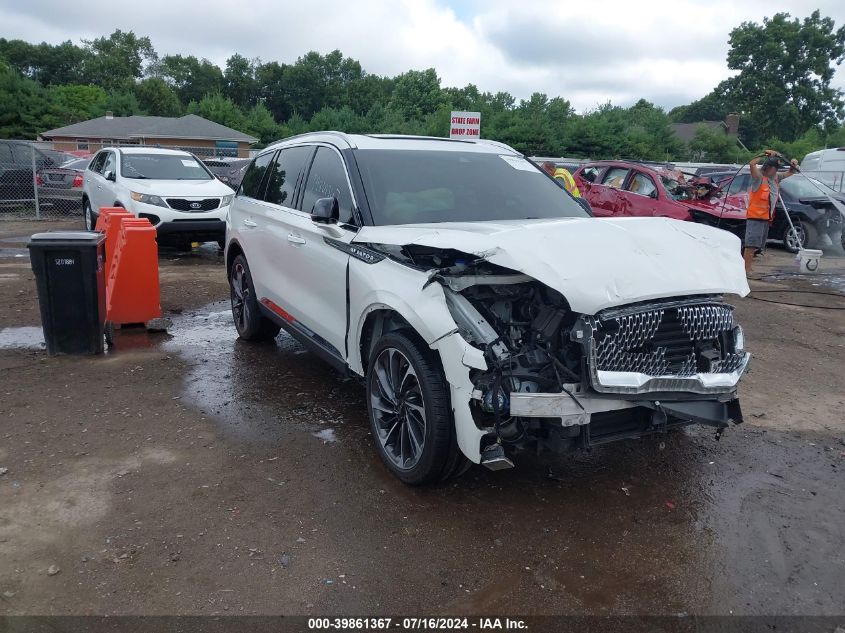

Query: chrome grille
left=593, top=302, right=735, bottom=377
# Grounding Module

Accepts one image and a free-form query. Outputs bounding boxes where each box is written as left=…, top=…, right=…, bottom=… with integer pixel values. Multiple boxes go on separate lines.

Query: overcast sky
left=2, top=0, right=844, bottom=112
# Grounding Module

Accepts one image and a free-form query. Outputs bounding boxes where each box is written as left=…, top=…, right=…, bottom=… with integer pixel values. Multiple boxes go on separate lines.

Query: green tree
left=96, top=91, right=142, bottom=117
left=223, top=54, right=257, bottom=108
left=158, top=54, right=224, bottom=105
left=726, top=10, right=845, bottom=142
left=0, top=38, right=89, bottom=85
left=0, top=66, right=61, bottom=138
left=83, top=30, right=157, bottom=92
left=388, top=69, right=442, bottom=120
left=764, top=128, right=824, bottom=162
left=689, top=125, right=749, bottom=163
left=135, top=77, right=182, bottom=116
left=244, top=102, right=281, bottom=144
left=49, top=84, right=108, bottom=124
left=187, top=92, right=246, bottom=130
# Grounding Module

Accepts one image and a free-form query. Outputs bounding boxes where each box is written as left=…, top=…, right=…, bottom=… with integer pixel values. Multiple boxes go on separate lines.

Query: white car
left=82, top=147, right=235, bottom=247
left=226, top=133, right=751, bottom=485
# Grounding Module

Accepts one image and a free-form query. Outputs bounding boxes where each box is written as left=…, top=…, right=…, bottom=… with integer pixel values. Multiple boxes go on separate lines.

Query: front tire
left=229, top=254, right=280, bottom=342
left=783, top=220, right=816, bottom=253
left=366, top=331, right=466, bottom=485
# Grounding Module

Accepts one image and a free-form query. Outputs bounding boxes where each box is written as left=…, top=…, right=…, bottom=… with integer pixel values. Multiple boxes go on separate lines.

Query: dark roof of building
left=670, top=121, right=726, bottom=143
left=40, top=114, right=258, bottom=143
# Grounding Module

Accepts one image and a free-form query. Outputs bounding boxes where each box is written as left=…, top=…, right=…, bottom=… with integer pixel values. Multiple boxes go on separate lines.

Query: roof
left=40, top=114, right=258, bottom=144
left=263, top=131, right=519, bottom=154
left=577, top=159, right=685, bottom=180
left=670, top=121, right=726, bottom=143
left=114, top=147, right=196, bottom=156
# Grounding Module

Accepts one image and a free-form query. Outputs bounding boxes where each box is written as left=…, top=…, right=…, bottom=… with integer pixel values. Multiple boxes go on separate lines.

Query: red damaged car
left=573, top=161, right=746, bottom=237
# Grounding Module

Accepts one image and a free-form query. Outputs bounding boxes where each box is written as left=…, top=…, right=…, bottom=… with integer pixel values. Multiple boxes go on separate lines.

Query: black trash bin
left=28, top=231, right=107, bottom=355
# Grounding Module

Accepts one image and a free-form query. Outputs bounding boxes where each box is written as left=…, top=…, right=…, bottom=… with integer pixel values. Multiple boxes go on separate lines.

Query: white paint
left=354, top=216, right=750, bottom=315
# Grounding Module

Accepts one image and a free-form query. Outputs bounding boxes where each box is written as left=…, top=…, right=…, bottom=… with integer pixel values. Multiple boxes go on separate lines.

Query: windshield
left=40, top=149, right=76, bottom=165
left=120, top=153, right=212, bottom=180
left=354, top=149, right=589, bottom=225
left=781, top=174, right=838, bottom=198
left=63, top=158, right=90, bottom=171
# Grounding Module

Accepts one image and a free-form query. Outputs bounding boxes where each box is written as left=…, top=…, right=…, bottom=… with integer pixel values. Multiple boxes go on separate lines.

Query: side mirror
left=104, top=170, right=116, bottom=182
left=311, top=196, right=339, bottom=224
left=649, top=189, right=658, bottom=199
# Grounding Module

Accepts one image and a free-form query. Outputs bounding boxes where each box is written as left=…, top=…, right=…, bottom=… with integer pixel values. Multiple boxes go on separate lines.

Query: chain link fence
left=1, top=140, right=251, bottom=221
left=0, top=140, right=87, bottom=220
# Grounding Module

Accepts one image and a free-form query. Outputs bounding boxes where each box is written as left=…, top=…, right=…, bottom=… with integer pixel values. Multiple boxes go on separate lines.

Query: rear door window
left=238, top=152, right=275, bottom=199
left=601, top=167, right=629, bottom=189
left=728, top=174, right=750, bottom=195
left=264, top=146, right=313, bottom=208
left=627, top=172, right=657, bottom=197
left=299, top=147, right=355, bottom=224
left=11, top=144, right=33, bottom=166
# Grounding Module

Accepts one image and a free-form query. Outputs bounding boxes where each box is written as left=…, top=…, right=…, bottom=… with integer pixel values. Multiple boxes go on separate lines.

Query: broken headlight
left=732, top=325, right=745, bottom=353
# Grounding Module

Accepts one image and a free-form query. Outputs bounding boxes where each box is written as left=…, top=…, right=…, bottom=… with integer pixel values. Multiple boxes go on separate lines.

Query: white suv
left=83, top=147, right=235, bottom=246
left=226, top=133, right=751, bottom=485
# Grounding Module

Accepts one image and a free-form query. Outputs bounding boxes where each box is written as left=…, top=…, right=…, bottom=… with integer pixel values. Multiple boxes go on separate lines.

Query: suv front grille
left=592, top=301, right=741, bottom=378
left=166, top=198, right=220, bottom=212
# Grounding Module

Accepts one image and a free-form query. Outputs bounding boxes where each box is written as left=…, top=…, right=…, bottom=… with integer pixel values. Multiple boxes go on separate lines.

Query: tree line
left=1, top=10, right=844, bottom=163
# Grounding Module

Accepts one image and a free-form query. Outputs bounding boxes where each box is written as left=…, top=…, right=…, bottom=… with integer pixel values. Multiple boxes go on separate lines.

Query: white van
left=800, top=148, right=845, bottom=190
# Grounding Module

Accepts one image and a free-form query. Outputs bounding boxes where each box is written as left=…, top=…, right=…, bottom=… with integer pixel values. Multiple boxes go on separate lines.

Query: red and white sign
left=449, top=111, right=481, bottom=139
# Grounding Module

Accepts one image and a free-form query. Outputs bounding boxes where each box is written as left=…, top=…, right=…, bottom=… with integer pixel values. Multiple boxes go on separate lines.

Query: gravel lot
left=1, top=219, right=843, bottom=616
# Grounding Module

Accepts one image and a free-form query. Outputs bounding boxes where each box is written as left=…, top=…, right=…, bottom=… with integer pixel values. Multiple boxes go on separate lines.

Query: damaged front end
left=402, top=248, right=749, bottom=468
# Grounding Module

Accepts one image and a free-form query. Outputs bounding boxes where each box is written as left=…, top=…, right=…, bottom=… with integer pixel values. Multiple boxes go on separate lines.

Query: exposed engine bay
left=385, top=244, right=749, bottom=461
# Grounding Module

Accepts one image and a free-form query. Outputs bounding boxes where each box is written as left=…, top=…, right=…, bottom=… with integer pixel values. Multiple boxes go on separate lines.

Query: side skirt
left=258, top=299, right=350, bottom=375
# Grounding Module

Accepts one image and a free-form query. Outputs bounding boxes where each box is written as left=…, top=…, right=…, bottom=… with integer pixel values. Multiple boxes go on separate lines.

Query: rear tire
left=366, top=331, right=465, bottom=485
left=229, top=254, right=280, bottom=342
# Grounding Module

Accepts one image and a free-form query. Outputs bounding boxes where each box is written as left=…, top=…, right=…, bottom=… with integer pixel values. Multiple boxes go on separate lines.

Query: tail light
left=72, top=174, right=83, bottom=188
left=35, top=174, right=43, bottom=186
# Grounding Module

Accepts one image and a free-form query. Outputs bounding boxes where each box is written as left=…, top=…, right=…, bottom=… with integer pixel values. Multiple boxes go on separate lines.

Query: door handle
left=287, top=233, right=306, bottom=245
left=242, top=219, right=257, bottom=228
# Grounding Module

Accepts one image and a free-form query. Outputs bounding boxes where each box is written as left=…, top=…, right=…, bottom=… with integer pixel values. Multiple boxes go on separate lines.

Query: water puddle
left=0, top=247, right=28, bottom=259
left=312, top=428, right=338, bottom=443
left=0, top=326, right=44, bottom=350
left=160, top=301, right=365, bottom=444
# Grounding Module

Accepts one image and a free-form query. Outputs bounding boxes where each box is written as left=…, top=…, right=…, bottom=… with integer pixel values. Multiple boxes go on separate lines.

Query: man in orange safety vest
left=744, top=150, right=798, bottom=276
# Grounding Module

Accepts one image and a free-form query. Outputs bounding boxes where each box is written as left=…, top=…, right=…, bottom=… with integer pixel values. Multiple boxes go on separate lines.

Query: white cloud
left=1, top=0, right=844, bottom=111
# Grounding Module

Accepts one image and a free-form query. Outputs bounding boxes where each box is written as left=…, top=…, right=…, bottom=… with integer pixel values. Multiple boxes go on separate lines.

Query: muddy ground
left=0, top=219, right=843, bottom=616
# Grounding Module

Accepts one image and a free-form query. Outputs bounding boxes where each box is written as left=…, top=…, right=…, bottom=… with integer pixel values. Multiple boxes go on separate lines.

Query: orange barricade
left=96, top=208, right=133, bottom=280
left=105, top=216, right=162, bottom=326
left=93, top=207, right=129, bottom=232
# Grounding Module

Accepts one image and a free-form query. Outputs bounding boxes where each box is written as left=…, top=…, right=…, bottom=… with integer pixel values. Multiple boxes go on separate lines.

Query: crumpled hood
left=354, top=217, right=750, bottom=314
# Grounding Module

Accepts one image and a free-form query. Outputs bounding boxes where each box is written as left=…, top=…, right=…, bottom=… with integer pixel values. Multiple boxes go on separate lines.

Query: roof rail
left=266, top=130, right=355, bottom=149
left=366, top=134, right=475, bottom=144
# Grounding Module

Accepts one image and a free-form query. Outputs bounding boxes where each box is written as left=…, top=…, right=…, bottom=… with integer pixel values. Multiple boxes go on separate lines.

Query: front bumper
left=505, top=387, right=743, bottom=428
left=128, top=200, right=229, bottom=225
left=155, top=219, right=226, bottom=241
left=590, top=352, right=750, bottom=395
